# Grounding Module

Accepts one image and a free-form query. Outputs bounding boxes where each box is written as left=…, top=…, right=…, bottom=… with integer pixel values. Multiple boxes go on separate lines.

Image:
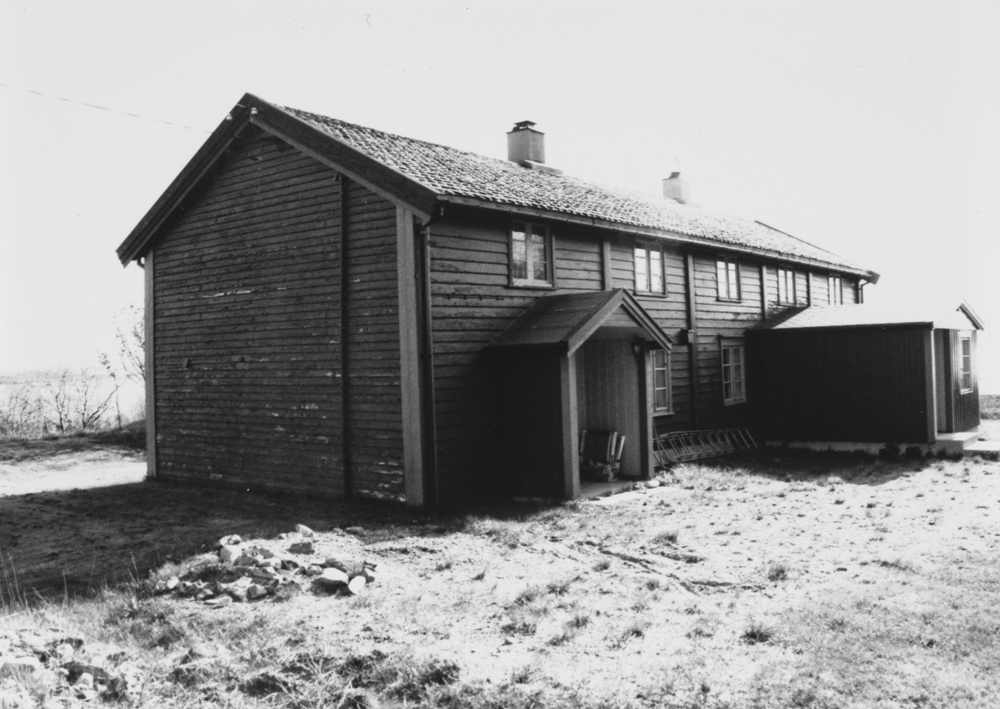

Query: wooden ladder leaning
left=654, top=427, right=757, bottom=467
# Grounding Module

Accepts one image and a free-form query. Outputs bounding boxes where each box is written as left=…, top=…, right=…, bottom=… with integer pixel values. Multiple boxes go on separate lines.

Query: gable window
left=634, top=246, right=666, bottom=294
left=828, top=276, right=843, bottom=305
left=959, top=334, right=974, bottom=393
left=651, top=349, right=673, bottom=413
left=716, top=259, right=741, bottom=302
left=720, top=339, right=746, bottom=405
left=510, top=222, right=553, bottom=287
left=777, top=268, right=796, bottom=305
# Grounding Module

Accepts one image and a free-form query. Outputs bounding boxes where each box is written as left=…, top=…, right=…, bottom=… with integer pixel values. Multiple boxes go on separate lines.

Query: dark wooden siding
left=428, top=208, right=604, bottom=501
left=747, top=326, right=932, bottom=443
left=152, top=128, right=403, bottom=499
left=344, top=180, right=405, bottom=500
left=608, top=239, right=691, bottom=429
left=937, top=329, right=980, bottom=433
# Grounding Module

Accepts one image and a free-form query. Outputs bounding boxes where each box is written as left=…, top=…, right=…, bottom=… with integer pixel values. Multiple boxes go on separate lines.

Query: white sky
left=2, top=0, right=998, bottom=391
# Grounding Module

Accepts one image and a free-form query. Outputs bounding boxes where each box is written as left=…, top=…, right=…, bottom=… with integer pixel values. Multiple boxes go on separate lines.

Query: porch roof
left=489, top=289, right=672, bottom=355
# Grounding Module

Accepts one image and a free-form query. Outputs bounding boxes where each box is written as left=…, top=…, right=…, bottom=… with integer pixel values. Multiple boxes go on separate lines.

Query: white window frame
left=720, top=338, right=747, bottom=406
left=828, top=275, right=843, bottom=305
left=959, top=333, right=974, bottom=394
left=634, top=246, right=666, bottom=295
left=716, top=259, right=741, bottom=302
left=510, top=222, right=553, bottom=288
left=651, top=348, right=673, bottom=414
left=777, top=268, right=796, bottom=305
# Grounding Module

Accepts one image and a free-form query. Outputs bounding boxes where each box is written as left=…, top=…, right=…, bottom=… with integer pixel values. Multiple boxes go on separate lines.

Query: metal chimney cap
left=511, top=120, right=538, bottom=132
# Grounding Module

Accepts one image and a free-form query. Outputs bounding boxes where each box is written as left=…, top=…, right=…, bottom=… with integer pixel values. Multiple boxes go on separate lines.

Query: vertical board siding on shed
left=748, top=327, right=932, bottom=443
left=152, top=128, right=403, bottom=499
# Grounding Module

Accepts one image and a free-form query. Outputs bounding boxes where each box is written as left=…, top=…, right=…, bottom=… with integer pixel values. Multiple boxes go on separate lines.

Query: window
left=721, top=339, right=746, bottom=405
left=510, top=222, right=553, bottom=287
left=959, top=334, right=974, bottom=393
left=634, top=246, right=666, bottom=294
left=651, top=349, right=672, bottom=413
left=716, top=259, right=740, bottom=301
left=777, top=268, right=796, bottom=305
left=828, top=276, right=843, bottom=305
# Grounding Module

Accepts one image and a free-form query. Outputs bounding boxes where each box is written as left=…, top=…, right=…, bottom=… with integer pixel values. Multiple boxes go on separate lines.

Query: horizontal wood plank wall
left=690, top=255, right=761, bottom=426
left=428, top=209, right=603, bottom=502
left=345, top=180, right=405, bottom=501
left=607, top=239, right=690, bottom=430
left=811, top=274, right=830, bottom=305
left=153, top=129, right=345, bottom=495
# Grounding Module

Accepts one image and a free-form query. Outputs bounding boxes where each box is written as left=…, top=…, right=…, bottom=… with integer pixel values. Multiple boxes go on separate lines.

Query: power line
left=0, top=81, right=211, bottom=133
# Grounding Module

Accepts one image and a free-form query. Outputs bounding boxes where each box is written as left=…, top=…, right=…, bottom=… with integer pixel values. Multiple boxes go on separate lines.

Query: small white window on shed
left=959, top=334, right=974, bottom=393
left=828, top=276, right=843, bottom=305
left=720, top=339, right=746, bottom=405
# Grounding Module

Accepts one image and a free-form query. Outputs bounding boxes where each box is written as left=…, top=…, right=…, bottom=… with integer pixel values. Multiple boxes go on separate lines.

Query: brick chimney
left=507, top=120, right=545, bottom=165
left=662, top=171, right=688, bottom=204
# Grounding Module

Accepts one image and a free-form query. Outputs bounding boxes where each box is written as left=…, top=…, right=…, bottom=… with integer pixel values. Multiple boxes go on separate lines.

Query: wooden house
left=117, top=92, right=897, bottom=507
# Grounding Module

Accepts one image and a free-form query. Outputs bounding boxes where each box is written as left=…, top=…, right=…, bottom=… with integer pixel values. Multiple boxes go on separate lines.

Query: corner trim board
left=144, top=251, right=157, bottom=479
left=397, top=206, right=426, bottom=507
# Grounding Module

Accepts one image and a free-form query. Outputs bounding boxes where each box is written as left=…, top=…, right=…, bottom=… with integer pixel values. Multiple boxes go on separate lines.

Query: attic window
left=510, top=222, right=553, bottom=288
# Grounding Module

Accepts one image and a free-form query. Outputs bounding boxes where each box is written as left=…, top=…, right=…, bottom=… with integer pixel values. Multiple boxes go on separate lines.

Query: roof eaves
left=438, top=194, right=876, bottom=280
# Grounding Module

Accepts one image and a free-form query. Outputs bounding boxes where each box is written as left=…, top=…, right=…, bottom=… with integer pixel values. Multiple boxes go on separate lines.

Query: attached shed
left=747, top=303, right=984, bottom=446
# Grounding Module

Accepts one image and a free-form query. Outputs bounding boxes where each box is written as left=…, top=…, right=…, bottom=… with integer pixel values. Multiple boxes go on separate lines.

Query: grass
left=2, top=450, right=1000, bottom=706
left=0, top=422, right=145, bottom=463
left=981, top=394, right=1000, bottom=420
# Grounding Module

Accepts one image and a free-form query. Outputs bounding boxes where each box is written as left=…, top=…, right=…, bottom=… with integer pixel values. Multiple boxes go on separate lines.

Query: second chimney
left=662, top=171, right=688, bottom=204
left=507, top=120, right=545, bottom=165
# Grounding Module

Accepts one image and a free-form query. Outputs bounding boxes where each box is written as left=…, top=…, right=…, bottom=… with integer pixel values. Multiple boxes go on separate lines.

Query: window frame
left=827, top=275, right=844, bottom=305
left=716, top=259, right=741, bottom=302
left=720, top=338, right=747, bottom=406
left=959, top=333, right=974, bottom=394
left=777, top=268, right=796, bottom=305
left=509, top=221, right=554, bottom=288
left=650, top=348, right=673, bottom=414
left=633, top=244, right=667, bottom=296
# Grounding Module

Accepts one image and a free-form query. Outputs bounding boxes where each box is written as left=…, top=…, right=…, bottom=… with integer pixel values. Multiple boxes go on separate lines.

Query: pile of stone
left=152, top=524, right=377, bottom=607
left=0, top=630, right=141, bottom=706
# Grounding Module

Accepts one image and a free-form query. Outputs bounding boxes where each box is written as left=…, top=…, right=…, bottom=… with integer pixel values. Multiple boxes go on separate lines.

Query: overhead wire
left=0, top=81, right=211, bottom=133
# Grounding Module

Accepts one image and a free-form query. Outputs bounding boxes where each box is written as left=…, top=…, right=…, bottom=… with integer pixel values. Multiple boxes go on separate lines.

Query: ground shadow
left=0, top=479, right=462, bottom=600
left=703, top=449, right=943, bottom=487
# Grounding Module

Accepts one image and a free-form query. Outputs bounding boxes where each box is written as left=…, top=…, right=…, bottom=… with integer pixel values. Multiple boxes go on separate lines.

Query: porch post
left=559, top=351, right=580, bottom=499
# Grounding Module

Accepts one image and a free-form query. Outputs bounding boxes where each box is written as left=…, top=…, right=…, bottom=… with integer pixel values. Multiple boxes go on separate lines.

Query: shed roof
left=116, top=93, right=879, bottom=282
left=490, top=289, right=672, bottom=354
left=760, top=302, right=984, bottom=332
